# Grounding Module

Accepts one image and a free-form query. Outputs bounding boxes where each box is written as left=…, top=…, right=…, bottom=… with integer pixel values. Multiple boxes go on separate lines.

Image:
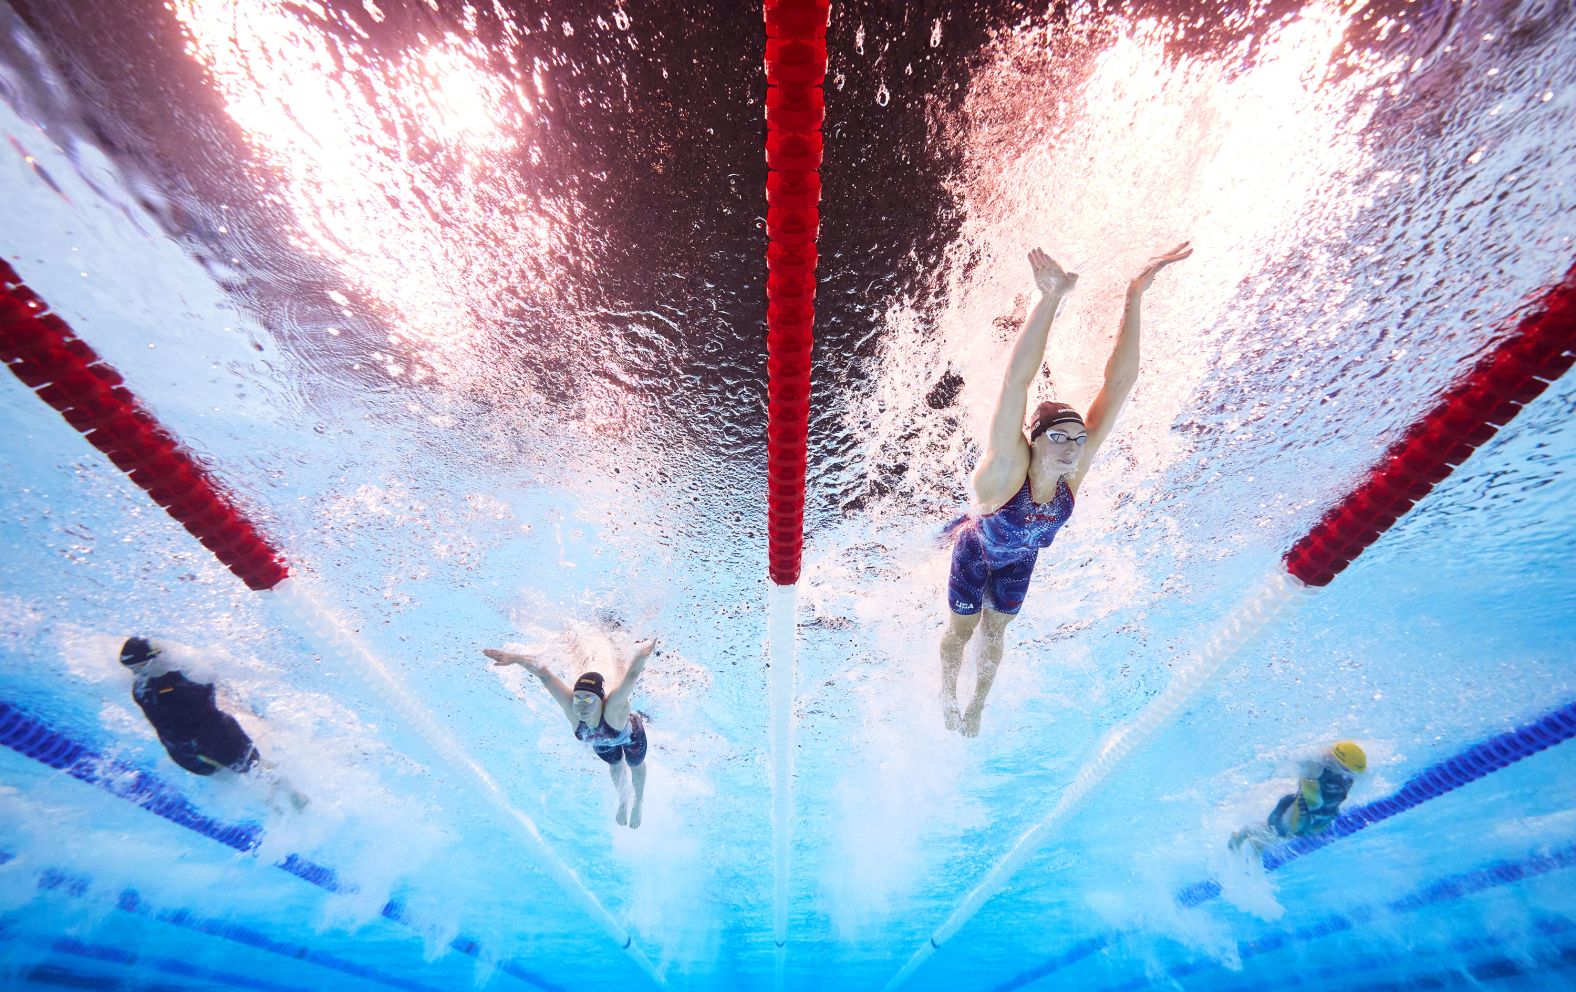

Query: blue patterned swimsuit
left=946, top=476, right=1075, bottom=615
left=575, top=711, right=648, bottom=767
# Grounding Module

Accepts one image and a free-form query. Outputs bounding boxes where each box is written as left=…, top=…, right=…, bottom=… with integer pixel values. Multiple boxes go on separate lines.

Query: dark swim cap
left=573, top=672, right=606, bottom=698
left=1028, top=400, right=1085, bottom=440
left=119, top=637, right=159, bottom=667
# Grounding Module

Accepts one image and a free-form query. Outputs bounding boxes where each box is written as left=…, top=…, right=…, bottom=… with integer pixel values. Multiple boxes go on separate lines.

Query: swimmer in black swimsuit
left=941, top=243, right=1191, bottom=736
left=485, top=636, right=657, bottom=829
left=119, top=637, right=308, bottom=811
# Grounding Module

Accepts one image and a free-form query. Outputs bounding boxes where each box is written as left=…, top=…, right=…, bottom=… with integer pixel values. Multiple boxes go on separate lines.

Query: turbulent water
left=2, top=0, right=1574, bottom=990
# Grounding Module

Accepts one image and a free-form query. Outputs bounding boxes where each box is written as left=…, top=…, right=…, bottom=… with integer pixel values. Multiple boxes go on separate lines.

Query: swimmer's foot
left=616, top=802, right=629, bottom=827
left=629, top=804, right=642, bottom=829
left=942, top=694, right=962, bottom=732
left=961, top=704, right=984, bottom=738
left=1229, top=827, right=1270, bottom=856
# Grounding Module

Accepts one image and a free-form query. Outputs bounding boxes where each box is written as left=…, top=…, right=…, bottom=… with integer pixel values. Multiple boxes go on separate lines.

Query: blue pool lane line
left=41, top=934, right=313, bottom=992
left=6, top=849, right=443, bottom=992
left=0, top=701, right=567, bottom=992
left=993, top=841, right=1576, bottom=992
left=1097, top=843, right=1576, bottom=992
left=1177, top=698, right=1576, bottom=907
left=1210, top=920, right=1576, bottom=992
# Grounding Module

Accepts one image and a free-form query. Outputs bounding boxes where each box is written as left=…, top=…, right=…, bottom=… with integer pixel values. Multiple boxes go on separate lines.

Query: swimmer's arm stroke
left=1067, top=241, right=1193, bottom=497
left=602, top=637, right=657, bottom=726
left=973, top=248, right=1077, bottom=513
left=483, top=648, right=576, bottom=721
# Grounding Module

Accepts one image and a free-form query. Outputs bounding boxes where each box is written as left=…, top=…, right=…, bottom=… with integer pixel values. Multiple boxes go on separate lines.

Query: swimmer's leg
left=942, top=529, right=989, bottom=731
left=940, top=609, right=981, bottom=732
left=609, top=760, right=630, bottom=825
left=962, top=607, right=1014, bottom=738
left=628, top=761, right=646, bottom=829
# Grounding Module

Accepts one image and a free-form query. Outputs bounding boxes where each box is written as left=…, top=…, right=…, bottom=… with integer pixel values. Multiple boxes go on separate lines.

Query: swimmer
left=941, top=243, right=1192, bottom=736
left=485, top=637, right=657, bottom=829
left=1230, top=741, right=1368, bottom=855
left=119, top=637, right=308, bottom=812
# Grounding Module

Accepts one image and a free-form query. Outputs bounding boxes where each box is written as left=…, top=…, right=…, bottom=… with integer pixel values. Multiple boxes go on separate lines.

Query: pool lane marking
left=2, top=849, right=438, bottom=992
left=1100, top=847, right=1576, bottom=992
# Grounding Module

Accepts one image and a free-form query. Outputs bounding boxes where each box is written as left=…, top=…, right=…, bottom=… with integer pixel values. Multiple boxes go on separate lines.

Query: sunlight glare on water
left=172, top=0, right=567, bottom=356
left=851, top=0, right=1395, bottom=523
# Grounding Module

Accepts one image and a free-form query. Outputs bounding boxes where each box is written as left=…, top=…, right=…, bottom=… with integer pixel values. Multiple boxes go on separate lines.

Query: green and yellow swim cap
left=1331, top=740, right=1367, bottom=774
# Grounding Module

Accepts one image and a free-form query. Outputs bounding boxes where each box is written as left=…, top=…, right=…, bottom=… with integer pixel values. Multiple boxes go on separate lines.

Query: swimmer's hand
left=483, top=648, right=543, bottom=675
left=633, top=637, right=658, bottom=660
left=1128, top=241, right=1193, bottom=295
left=1028, top=247, right=1077, bottom=296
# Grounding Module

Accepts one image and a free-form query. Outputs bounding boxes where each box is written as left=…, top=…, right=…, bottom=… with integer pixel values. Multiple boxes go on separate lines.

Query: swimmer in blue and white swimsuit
left=940, top=243, right=1192, bottom=737
left=485, top=636, right=658, bottom=828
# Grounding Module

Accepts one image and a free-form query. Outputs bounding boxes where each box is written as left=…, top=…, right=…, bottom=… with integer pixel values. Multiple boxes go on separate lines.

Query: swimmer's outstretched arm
left=972, top=249, right=1079, bottom=511
left=1068, top=241, right=1193, bottom=495
left=484, top=649, right=576, bottom=720
left=603, top=638, right=656, bottom=723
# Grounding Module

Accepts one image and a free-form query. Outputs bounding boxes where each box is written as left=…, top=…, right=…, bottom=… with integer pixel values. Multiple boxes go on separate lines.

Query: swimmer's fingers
left=483, top=648, right=521, bottom=667
left=1130, top=242, right=1193, bottom=292
left=1027, top=247, right=1077, bottom=294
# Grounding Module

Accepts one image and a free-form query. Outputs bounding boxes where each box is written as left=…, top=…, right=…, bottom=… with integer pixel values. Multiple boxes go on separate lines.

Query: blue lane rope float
left=0, top=701, right=566, bottom=992
left=989, top=698, right=1576, bottom=992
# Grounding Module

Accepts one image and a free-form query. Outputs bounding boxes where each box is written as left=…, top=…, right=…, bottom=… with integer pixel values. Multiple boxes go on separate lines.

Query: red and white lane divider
left=0, top=261, right=669, bottom=989
left=0, top=260, right=287, bottom=591
left=882, top=265, right=1576, bottom=991
left=762, top=0, right=829, bottom=972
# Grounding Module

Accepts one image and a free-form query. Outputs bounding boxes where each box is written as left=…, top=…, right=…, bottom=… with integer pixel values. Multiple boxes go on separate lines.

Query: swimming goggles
left=1043, top=431, right=1087, bottom=445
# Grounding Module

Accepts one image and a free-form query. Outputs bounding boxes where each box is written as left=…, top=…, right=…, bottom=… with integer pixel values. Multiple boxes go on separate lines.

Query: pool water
left=2, top=0, right=1574, bottom=990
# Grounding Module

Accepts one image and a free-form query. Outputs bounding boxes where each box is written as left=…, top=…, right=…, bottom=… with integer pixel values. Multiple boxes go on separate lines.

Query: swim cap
left=573, top=672, right=606, bottom=698
left=1330, top=740, right=1367, bottom=774
left=1028, top=401, right=1085, bottom=440
left=119, top=637, right=159, bottom=667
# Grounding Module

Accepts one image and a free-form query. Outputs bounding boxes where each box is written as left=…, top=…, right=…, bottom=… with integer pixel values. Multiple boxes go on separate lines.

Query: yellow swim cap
left=1331, top=740, right=1367, bottom=773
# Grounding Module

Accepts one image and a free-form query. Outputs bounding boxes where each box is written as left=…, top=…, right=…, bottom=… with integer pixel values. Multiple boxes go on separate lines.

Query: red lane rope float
left=764, top=0, right=829, bottom=586
left=0, top=260, right=288, bottom=591
left=1284, top=264, right=1576, bottom=586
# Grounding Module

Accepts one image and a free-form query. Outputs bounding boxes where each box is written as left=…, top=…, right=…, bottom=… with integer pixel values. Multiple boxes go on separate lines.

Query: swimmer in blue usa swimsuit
left=941, top=243, right=1192, bottom=736
left=485, top=637, right=657, bottom=828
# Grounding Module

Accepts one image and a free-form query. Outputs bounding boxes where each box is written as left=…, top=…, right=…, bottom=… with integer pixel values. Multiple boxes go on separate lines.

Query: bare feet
left=961, top=703, right=984, bottom=738
left=1230, top=826, right=1273, bottom=856
left=628, top=803, right=642, bottom=829
left=617, top=802, right=629, bottom=826
left=942, top=691, right=962, bottom=732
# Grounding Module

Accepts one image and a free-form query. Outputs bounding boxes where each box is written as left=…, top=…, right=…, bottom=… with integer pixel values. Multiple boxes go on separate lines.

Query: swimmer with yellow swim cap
left=1231, top=741, right=1368, bottom=854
